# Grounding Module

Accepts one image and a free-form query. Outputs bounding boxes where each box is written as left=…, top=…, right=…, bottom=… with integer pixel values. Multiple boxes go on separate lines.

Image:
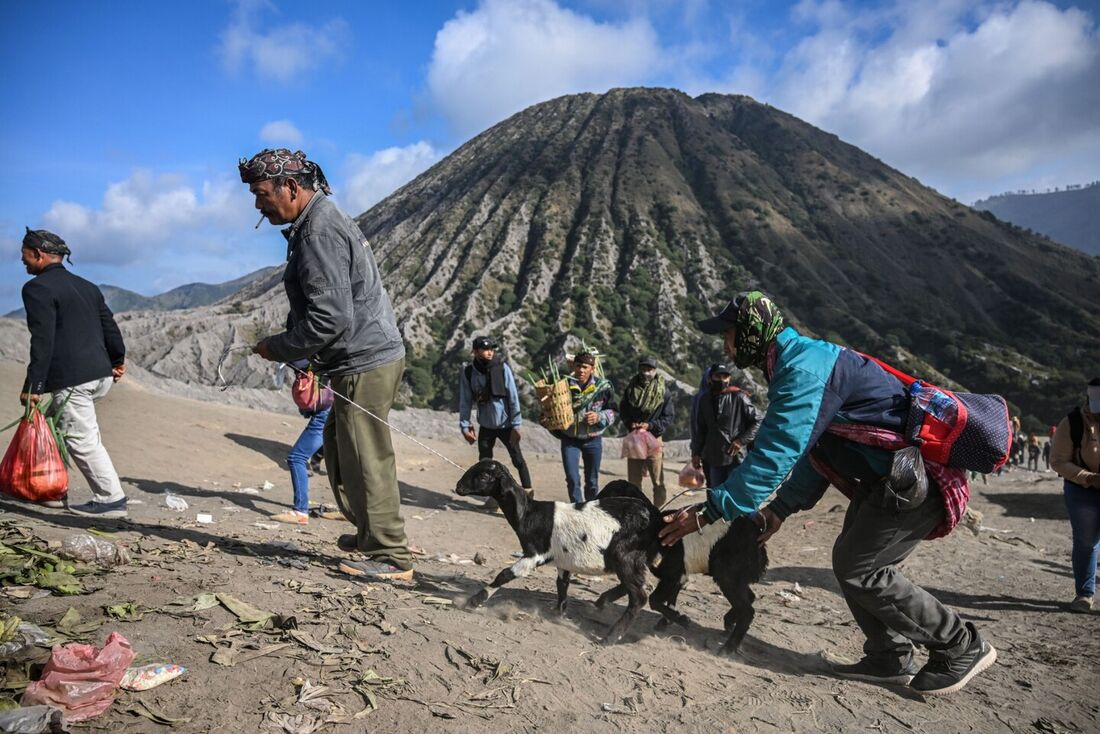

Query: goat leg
left=594, top=584, right=627, bottom=609
left=458, top=556, right=540, bottom=609
left=718, top=585, right=756, bottom=655
left=555, top=570, right=571, bottom=614
left=602, top=560, right=649, bottom=645
left=649, top=575, right=692, bottom=629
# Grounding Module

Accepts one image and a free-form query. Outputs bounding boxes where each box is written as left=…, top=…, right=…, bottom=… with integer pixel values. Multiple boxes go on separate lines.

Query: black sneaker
left=910, top=632, right=997, bottom=696
left=338, top=559, right=414, bottom=582
left=337, top=534, right=357, bottom=552
left=832, top=655, right=921, bottom=685
left=69, top=498, right=128, bottom=518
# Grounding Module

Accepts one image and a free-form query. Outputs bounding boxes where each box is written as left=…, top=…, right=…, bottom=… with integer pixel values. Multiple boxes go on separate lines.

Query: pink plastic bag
left=621, top=429, right=661, bottom=460
left=22, top=631, right=134, bottom=722
left=677, top=462, right=706, bottom=489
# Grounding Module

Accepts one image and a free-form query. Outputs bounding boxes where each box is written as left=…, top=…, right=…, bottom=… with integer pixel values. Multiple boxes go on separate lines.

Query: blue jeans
left=287, top=408, right=331, bottom=512
left=561, top=436, right=602, bottom=503
left=1064, top=480, right=1100, bottom=597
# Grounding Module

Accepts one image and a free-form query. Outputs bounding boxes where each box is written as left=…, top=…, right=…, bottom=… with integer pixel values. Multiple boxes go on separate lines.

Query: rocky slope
left=974, top=182, right=1100, bottom=257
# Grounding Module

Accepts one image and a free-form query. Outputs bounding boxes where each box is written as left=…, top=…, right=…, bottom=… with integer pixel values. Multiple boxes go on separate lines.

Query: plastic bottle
left=59, top=533, right=130, bottom=567
left=910, top=382, right=957, bottom=423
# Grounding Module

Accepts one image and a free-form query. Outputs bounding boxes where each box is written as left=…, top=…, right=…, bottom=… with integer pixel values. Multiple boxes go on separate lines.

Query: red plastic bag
left=291, top=370, right=334, bottom=413
left=22, top=631, right=134, bottom=722
left=0, top=402, right=68, bottom=502
left=678, top=461, right=706, bottom=489
left=621, top=429, right=661, bottom=460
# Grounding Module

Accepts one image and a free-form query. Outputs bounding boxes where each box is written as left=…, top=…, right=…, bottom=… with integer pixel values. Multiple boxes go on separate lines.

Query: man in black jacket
left=619, top=356, right=674, bottom=506
left=241, top=148, right=412, bottom=583
left=19, top=228, right=128, bottom=518
left=690, top=363, right=762, bottom=488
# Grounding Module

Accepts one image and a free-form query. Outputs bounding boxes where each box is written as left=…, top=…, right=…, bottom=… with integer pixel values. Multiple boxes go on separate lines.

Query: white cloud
left=219, top=0, right=349, bottom=82
left=259, top=119, right=304, bottom=145
left=40, top=170, right=260, bottom=265
left=758, top=0, right=1100, bottom=188
left=343, top=142, right=446, bottom=214
left=427, top=0, right=665, bottom=136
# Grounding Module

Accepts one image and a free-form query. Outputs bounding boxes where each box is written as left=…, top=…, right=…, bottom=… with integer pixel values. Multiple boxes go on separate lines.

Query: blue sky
left=2, top=0, right=1098, bottom=312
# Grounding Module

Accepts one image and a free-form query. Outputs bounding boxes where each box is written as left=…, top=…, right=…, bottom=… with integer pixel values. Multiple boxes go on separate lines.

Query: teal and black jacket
left=701, top=327, right=910, bottom=523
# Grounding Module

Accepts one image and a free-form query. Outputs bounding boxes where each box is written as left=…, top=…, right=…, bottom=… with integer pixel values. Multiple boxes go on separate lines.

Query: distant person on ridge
left=659, top=291, right=996, bottom=696
left=18, top=228, right=128, bottom=517
left=1043, top=439, right=1051, bottom=470
left=240, top=148, right=412, bottom=583
left=1050, top=377, right=1100, bottom=613
left=554, top=352, right=617, bottom=503
left=690, top=362, right=761, bottom=490
left=458, top=335, right=530, bottom=510
left=619, top=356, right=674, bottom=507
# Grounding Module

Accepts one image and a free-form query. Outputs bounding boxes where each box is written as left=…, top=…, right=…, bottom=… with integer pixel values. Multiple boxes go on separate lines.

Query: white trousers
left=47, top=377, right=125, bottom=503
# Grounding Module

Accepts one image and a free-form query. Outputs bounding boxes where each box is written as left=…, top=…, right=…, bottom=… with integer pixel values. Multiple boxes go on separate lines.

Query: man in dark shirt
left=19, top=228, right=128, bottom=517
left=690, top=363, right=762, bottom=488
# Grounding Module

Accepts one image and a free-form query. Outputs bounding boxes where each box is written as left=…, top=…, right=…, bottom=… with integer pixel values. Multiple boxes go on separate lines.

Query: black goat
left=454, top=460, right=662, bottom=644
left=594, top=481, right=768, bottom=654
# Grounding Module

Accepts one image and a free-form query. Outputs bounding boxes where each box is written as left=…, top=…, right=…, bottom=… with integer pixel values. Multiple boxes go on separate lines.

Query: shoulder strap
left=1068, top=407, right=1084, bottom=465
left=858, top=351, right=917, bottom=387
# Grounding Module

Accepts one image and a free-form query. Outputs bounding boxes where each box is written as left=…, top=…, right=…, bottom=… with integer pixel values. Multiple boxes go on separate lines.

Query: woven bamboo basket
left=534, top=378, right=574, bottom=431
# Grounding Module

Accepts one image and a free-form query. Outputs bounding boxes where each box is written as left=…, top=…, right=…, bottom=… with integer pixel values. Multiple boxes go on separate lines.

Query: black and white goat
left=594, top=482, right=768, bottom=654
left=454, top=460, right=662, bottom=644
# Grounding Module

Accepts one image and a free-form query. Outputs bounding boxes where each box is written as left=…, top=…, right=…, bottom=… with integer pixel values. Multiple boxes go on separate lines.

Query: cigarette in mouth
left=254, top=214, right=265, bottom=229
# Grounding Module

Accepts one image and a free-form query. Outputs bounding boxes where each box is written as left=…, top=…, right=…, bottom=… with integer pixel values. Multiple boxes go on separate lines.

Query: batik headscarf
left=23, top=227, right=72, bottom=263
left=732, top=291, right=785, bottom=370
left=238, top=148, right=332, bottom=195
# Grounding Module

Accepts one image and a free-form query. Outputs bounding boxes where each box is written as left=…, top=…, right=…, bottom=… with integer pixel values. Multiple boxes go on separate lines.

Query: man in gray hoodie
left=241, top=148, right=412, bottom=582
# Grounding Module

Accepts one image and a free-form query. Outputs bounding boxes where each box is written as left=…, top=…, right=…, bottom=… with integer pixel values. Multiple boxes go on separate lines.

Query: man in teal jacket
left=660, top=292, right=995, bottom=697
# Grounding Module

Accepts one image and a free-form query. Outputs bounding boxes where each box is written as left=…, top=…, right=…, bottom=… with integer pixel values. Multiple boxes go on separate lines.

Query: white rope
left=288, top=361, right=465, bottom=470
left=216, top=344, right=464, bottom=470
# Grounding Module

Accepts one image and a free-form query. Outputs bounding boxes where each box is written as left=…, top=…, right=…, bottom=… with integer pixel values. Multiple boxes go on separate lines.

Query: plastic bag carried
left=291, top=368, right=334, bottom=413
left=677, top=462, right=706, bottom=489
left=21, top=631, right=134, bottom=723
left=621, top=429, right=661, bottom=460
left=0, top=402, right=68, bottom=502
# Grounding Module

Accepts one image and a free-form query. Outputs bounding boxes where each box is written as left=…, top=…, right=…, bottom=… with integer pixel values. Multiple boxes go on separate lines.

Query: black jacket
left=619, top=380, right=675, bottom=438
left=691, top=386, right=762, bottom=467
left=22, top=264, right=125, bottom=394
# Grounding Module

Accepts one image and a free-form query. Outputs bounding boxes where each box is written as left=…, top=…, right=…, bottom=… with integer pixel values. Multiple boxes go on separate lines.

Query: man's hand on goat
left=659, top=504, right=710, bottom=546
left=753, top=507, right=783, bottom=544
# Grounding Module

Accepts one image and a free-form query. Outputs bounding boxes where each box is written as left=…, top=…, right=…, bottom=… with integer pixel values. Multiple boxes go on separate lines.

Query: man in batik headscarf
left=19, top=228, right=128, bottom=517
left=239, top=148, right=413, bottom=582
left=659, top=291, right=996, bottom=697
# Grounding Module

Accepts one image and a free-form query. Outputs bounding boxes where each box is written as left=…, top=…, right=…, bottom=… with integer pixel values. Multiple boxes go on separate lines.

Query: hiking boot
left=832, top=655, right=920, bottom=686
left=910, top=630, right=997, bottom=696
left=338, top=559, right=414, bottom=582
left=69, top=498, right=128, bottom=518
left=1069, top=595, right=1093, bottom=613
left=337, top=534, right=357, bottom=552
left=270, top=510, right=308, bottom=525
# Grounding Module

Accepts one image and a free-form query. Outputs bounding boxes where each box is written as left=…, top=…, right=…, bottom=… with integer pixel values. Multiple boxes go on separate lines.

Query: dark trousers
left=478, top=427, right=531, bottom=488
left=833, top=485, right=971, bottom=664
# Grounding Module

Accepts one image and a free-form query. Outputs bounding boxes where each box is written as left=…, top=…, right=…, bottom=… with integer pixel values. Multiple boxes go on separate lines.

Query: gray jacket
left=267, top=194, right=405, bottom=374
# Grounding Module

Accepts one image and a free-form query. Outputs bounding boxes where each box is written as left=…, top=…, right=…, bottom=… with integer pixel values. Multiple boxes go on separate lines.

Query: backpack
left=861, top=354, right=1012, bottom=473
left=1067, top=407, right=1085, bottom=465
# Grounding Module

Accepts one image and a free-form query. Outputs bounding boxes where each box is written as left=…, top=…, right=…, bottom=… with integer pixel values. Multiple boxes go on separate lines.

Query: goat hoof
left=459, top=589, right=488, bottom=610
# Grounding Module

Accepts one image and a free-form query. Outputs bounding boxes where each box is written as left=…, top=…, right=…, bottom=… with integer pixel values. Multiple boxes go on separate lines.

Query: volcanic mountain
left=56, top=88, right=1100, bottom=431
left=360, top=88, right=1099, bottom=427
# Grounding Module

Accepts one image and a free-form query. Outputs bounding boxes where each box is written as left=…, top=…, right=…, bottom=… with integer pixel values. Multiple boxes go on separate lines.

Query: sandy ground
left=1, top=361, right=1097, bottom=734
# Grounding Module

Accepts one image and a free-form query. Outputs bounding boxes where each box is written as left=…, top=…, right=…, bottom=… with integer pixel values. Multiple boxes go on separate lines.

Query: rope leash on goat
left=215, top=344, right=465, bottom=470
